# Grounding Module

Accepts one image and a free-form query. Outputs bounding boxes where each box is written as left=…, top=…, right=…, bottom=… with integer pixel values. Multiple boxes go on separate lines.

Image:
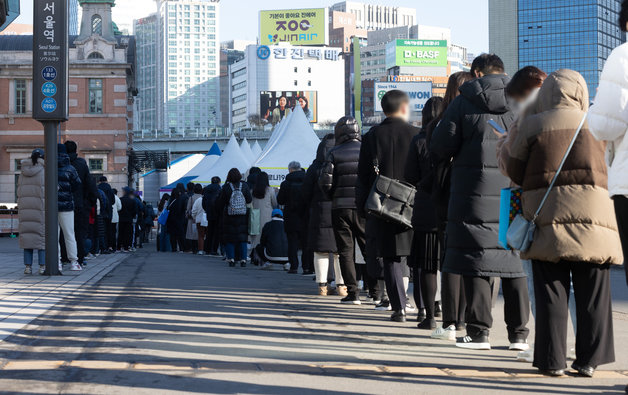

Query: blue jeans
left=225, top=242, right=247, bottom=261
left=24, top=249, right=45, bottom=266
left=522, top=259, right=577, bottom=331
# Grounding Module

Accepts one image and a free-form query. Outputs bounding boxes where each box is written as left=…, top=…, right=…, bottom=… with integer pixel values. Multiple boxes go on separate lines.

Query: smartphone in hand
left=488, top=119, right=507, bottom=135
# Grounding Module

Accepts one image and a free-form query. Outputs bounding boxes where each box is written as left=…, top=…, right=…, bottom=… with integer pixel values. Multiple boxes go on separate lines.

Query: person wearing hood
left=18, top=149, right=46, bottom=275
left=64, top=141, right=98, bottom=266
left=320, top=116, right=367, bottom=305
left=202, top=177, right=222, bottom=256
left=277, top=161, right=307, bottom=273
left=302, top=134, right=344, bottom=296
left=98, top=176, right=117, bottom=252
left=430, top=54, right=530, bottom=350
left=255, top=209, right=289, bottom=267
left=57, top=143, right=83, bottom=271
left=506, top=69, right=623, bottom=377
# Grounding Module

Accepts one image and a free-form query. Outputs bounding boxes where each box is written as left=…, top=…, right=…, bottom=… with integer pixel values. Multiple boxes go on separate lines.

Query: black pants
left=463, top=276, right=529, bottom=340
left=74, top=207, right=89, bottom=263
left=441, top=272, right=466, bottom=328
left=384, top=257, right=407, bottom=312
left=205, top=220, right=220, bottom=254
left=331, top=208, right=366, bottom=296
left=118, top=222, right=133, bottom=250
left=106, top=220, right=116, bottom=250
left=287, top=231, right=302, bottom=271
left=532, top=260, right=614, bottom=370
left=613, top=196, right=628, bottom=281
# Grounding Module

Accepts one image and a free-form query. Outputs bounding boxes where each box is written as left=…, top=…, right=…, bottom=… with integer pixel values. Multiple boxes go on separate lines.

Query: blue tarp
left=159, top=175, right=198, bottom=192
left=207, top=142, right=222, bottom=156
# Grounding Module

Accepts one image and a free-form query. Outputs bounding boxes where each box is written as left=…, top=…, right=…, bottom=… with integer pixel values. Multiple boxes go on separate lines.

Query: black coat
left=68, top=153, right=98, bottom=211
left=215, top=182, right=252, bottom=243
left=57, top=153, right=81, bottom=212
left=277, top=170, right=306, bottom=232
left=97, top=182, right=114, bottom=220
left=404, top=130, right=438, bottom=232
left=320, top=124, right=361, bottom=209
left=260, top=218, right=289, bottom=259
left=119, top=194, right=138, bottom=224
left=430, top=74, right=523, bottom=278
left=357, top=118, right=418, bottom=258
left=165, top=195, right=186, bottom=234
left=302, top=138, right=337, bottom=253
left=202, top=183, right=221, bottom=221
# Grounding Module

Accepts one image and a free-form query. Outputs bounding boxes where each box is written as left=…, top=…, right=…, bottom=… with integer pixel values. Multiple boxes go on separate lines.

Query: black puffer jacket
left=202, top=183, right=221, bottom=221
left=97, top=182, right=114, bottom=220
left=277, top=170, right=305, bottom=232
left=215, top=182, right=252, bottom=243
left=302, top=136, right=337, bottom=253
left=68, top=153, right=98, bottom=211
left=119, top=194, right=138, bottom=223
left=260, top=218, right=289, bottom=259
left=319, top=118, right=361, bottom=209
left=405, top=129, right=437, bottom=232
left=57, top=153, right=81, bottom=212
left=430, top=74, right=522, bottom=278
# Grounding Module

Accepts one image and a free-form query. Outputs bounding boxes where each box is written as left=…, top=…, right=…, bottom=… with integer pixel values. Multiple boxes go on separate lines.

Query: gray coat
left=18, top=158, right=45, bottom=250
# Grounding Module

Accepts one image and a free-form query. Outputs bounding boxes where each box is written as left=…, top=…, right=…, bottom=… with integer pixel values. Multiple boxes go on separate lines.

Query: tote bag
left=498, top=187, right=522, bottom=249
left=248, top=207, right=261, bottom=236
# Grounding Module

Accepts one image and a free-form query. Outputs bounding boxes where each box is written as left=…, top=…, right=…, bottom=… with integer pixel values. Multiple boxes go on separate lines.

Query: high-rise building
left=219, top=40, right=252, bottom=127
left=490, top=0, right=626, bottom=99
left=330, top=1, right=416, bottom=31
left=135, top=14, right=159, bottom=131
left=134, top=0, right=220, bottom=134
left=329, top=10, right=367, bottom=52
left=69, top=0, right=80, bottom=35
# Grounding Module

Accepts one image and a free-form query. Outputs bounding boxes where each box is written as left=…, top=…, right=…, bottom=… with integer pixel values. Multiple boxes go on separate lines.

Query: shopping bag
left=498, top=187, right=522, bottom=249
left=248, top=208, right=261, bottom=236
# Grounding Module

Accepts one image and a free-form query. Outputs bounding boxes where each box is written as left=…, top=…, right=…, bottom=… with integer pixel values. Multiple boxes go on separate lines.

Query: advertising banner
left=260, top=91, right=318, bottom=124
left=386, top=39, right=448, bottom=69
left=260, top=8, right=328, bottom=46
left=374, top=82, right=433, bottom=113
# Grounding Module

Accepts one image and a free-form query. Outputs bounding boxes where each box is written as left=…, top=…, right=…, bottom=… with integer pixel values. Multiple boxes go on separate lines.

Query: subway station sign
left=374, top=82, right=433, bottom=113
left=260, top=8, right=328, bottom=46
left=386, top=39, right=448, bottom=69
left=33, top=0, right=68, bottom=121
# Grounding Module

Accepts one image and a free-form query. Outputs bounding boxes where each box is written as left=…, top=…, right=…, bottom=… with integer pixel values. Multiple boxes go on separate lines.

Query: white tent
left=253, top=106, right=320, bottom=187
left=251, top=140, right=262, bottom=158
left=240, top=137, right=256, bottom=165
left=181, top=142, right=222, bottom=178
left=165, top=153, right=204, bottom=184
left=195, top=134, right=250, bottom=184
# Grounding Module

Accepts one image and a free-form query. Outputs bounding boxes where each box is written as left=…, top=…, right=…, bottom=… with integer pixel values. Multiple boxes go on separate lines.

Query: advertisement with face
left=260, top=91, right=318, bottom=124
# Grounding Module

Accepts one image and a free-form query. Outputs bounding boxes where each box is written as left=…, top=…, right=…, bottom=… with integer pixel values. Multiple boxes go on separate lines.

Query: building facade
left=329, top=2, right=416, bottom=31
left=488, top=0, right=518, bottom=76
left=134, top=14, right=159, bottom=131
left=0, top=0, right=136, bottom=204
left=219, top=40, right=252, bottom=127
left=134, top=0, right=220, bottom=134
left=70, top=0, right=80, bottom=35
left=329, top=10, right=367, bottom=52
left=229, top=44, right=345, bottom=130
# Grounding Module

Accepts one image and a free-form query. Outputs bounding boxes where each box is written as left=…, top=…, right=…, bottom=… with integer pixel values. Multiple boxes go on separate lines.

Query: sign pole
left=33, top=0, right=68, bottom=275
left=43, top=121, right=60, bottom=275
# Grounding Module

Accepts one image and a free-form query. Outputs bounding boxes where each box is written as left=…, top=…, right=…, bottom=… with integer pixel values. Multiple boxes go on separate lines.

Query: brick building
left=0, top=0, right=136, bottom=204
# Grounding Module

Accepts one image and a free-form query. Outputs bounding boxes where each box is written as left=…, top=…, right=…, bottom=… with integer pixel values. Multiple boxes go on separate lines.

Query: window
left=294, top=80, right=298, bottom=86
left=88, top=79, right=103, bottom=113
left=14, top=159, right=23, bottom=171
left=88, top=158, right=103, bottom=172
left=92, top=14, right=102, bottom=35
left=294, top=67, right=298, bottom=72
left=232, top=94, right=246, bottom=104
left=87, top=52, right=104, bottom=59
left=15, top=79, right=26, bottom=114
left=232, top=69, right=246, bottom=79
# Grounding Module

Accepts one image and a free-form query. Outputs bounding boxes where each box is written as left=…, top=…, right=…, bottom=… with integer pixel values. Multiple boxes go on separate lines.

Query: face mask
left=512, top=87, right=540, bottom=114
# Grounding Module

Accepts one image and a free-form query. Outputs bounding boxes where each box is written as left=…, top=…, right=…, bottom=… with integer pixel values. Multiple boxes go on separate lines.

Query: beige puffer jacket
left=18, top=158, right=45, bottom=250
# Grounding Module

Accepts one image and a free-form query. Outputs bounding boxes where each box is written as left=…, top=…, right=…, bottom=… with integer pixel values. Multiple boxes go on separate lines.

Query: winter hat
left=31, top=148, right=45, bottom=159
left=272, top=209, right=283, bottom=218
left=57, top=143, right=66, bottom=154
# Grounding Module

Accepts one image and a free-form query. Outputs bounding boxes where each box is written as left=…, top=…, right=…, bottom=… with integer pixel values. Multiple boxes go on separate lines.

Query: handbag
left=498, top=187, right=523, bottom=249
left=506, top=113, right=587, bottom=252
left=365, top=140, right=416, bottom=229
left=157, top=198, right=176, bottom=226
left=248, top=207, right=261, bottom=236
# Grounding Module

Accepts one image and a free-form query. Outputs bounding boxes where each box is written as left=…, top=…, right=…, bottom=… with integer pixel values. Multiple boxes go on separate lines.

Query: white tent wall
left=240, top=137, right=256, bottom=165
left=253, top=106, right=321, bottom=187
left=166, top=154, right=205, bottom=184
left=194, top=134, right=251, bottom=184
left=251, top=141, right=262, bottom=158
left=180, top=142, right=222, bottom=179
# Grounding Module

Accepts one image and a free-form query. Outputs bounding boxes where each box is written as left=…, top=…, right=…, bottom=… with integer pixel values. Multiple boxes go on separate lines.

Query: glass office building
left=70, top=0, right=79, bottom=35
left=518, top=0, right=625, bottom=100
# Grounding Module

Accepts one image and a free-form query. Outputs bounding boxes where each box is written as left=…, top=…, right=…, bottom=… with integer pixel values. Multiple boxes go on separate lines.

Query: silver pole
left=44, top=121, right=60, bottom=275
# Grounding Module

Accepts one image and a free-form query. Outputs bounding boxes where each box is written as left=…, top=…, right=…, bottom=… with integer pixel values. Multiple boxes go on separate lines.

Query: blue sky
left=15, top=0, right=488, bottom=54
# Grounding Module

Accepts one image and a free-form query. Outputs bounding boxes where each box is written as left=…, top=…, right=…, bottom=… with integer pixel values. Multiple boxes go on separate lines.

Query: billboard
left=374, top=82, right=433, bottom=113
left=385, top=39, right=448, bottom=69
left=260, top=91, right=318, bottom=124
left=260, top=8, right=328, bottom=46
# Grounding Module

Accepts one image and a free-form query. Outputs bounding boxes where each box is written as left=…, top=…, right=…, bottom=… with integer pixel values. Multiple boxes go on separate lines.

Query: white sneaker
left=85, top=253, right=95, bottom=260
left=70, top=262, right=83, bottom=271
left=509, top=340, right=530, bottom=351
left=58, top=263, right=63, bottom=272
left=405, top=302, right=416, bottom=312
left=39, top=266, right=46, bottom=275
left=261, top=262, right=273, bottom=270
left=283, top=263, right=290, bottom=271
left=197, top=251, right=205, bottom=255
left=24, top=266, right=32, bottom=275
left=567, top=347, right=576, bottom=361
left=516, top=348, right=534, bottom=363
left=431, top=325, right=456, bottom=341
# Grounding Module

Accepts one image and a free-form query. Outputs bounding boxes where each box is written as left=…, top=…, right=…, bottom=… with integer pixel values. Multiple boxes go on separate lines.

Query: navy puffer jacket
left=58, top=153, right=81, bottom=212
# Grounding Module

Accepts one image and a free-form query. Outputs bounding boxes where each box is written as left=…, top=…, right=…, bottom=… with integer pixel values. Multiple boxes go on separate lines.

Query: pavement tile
left=3, top=360, right=64, bottom=370
left=133, top=361, right=194, bottom=370
left=68, top=360, right=130, bottom=370
left=382, top=366, right=449, bottom=376
left=445, top=368, right=512, bottom=378
left=197, top=361, right=259, bottom=371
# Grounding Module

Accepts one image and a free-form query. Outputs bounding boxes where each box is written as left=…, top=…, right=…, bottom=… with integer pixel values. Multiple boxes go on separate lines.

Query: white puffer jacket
left=589, top=42, right=628, bottom=197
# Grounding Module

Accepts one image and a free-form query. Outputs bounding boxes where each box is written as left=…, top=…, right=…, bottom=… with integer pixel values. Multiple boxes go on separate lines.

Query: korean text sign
left=385, top=39, right=448, bottom=69
left=374, top=82, right=433, bottom=113
left=260, top=8, right=328, bottom=46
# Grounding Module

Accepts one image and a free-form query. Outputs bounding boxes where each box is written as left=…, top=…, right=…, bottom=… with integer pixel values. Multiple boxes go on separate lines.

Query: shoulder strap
left=533, top=112, right=587, bottom=221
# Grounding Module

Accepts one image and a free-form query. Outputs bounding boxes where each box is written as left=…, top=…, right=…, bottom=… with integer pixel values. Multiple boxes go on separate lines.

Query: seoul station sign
left=386, top=39, right=448, bottom=69
left=260, top=8, right=328, bottom=46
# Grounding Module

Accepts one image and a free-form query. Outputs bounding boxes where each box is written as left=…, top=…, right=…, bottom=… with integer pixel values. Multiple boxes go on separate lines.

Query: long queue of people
left=164, top=48, right=628, bottom=379
left=17, top=141, right=156, bottom=274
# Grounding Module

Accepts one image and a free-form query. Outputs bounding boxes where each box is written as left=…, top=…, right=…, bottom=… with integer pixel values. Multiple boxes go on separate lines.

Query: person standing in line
left=250, top=172, right=278, bottom=250
left=64, top=141, right=98, bottom=267
left=166, top=187, right=186, bottom=252
left=216, top=168, right=252, bottom=267
left=507, top=69, right=623, bottom=377
left=157, top=193, right=171, bottom=252
left=202, top=176, right=222, bottom=256
left=57, top=144, right=82, bottom=272
left=431, top=54, right=530, bottom=350
left=185, top=183, right=202, bottom=254
left=118, top=187, right=137, bottom=252
left=302, top=135, right=345, bottom=296
left=98, top=177, right=117, bottom=252
left=320, top=117, right=367, bottom=305
left=277, top=161, right=306, bottom=273
left=246, top=167, right=261, bottom=190
left=357, top=91, right=418, bottom=322
left=92, top=188, right=108, bottom=256
left=191, top=184, right=207, bottom=255
left=405, top=96, right=444, bottom=329
left=17, top=149, right=46, bottom=275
